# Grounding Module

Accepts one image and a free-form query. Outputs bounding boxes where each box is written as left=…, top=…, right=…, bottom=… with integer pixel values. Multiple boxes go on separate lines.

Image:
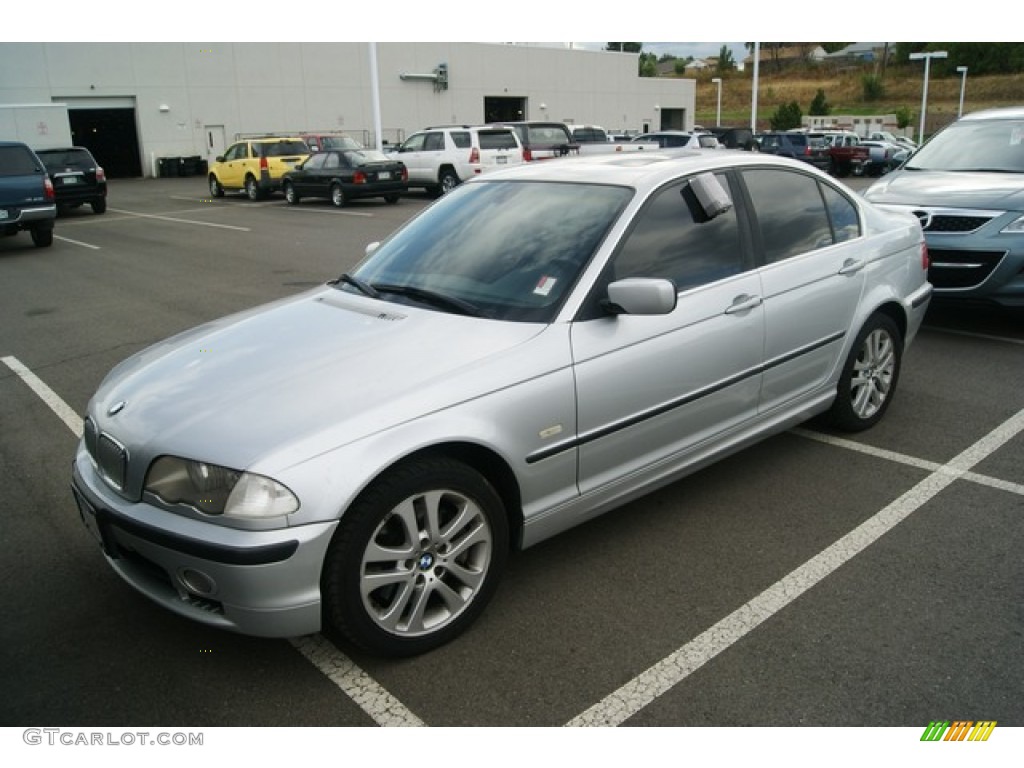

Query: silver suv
left=392, top=125, right=524, bottom=196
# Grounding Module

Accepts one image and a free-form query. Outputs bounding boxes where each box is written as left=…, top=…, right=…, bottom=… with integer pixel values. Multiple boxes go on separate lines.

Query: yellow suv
left=208, top=136, right=309, bottom=200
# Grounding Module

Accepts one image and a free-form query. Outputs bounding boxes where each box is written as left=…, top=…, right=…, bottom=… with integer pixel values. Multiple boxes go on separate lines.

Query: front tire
left=828, top=313, right=902, bottom=431
left=208, top=175, right=224, bottom=198
left=321, top=457, right=508, bottom=657
left=283, top=182, right=300, bottom=205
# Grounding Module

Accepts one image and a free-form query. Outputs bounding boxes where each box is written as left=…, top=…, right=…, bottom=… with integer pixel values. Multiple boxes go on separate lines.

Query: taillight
left=804, top=145, right=812, bottom=156
left=43, top=176, right=55, bottom=202
left=96, top=166, right=106, bottom=182
left=353, top=171, right=366, bottom=185
left=523, top=147, right=533, bottom=162
left=400, top=167, right=408, bottom=182
left=469, top=147, right=480, bottom=164
left=259, top=156, right=268, bottom=171
left=921, top=242, right=930, bottom=271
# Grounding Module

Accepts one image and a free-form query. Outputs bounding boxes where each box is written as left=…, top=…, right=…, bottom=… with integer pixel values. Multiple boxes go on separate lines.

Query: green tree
left=716, top=44, right=736, bottom=73
left=861, top=73, right=885, bottom=101
left=895, top=106, right=913, bottom=130
left=638, top=51, right=658, bottom=77
left=809, top=88, right=831, bottom=116
left=770, top=100, right=803, bottom=131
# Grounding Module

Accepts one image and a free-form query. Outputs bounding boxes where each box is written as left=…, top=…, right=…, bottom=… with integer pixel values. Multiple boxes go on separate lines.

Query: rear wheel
left=91, top=198, right=107, bottom=214
left=330, top=183, right=347, bottom=207
left=321, top=457, right=508, bottom=657
left=384, top=194, right=400, bottom=204
left=438, top=168, right=459, bottom=195
left=30, top=226, right=54, bottom=248
left=827, top=313, right=902, bottom=431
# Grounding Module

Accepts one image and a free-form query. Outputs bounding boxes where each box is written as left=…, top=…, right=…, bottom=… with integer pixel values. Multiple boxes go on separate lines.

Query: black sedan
left=282, top=149, right=408, bottom=207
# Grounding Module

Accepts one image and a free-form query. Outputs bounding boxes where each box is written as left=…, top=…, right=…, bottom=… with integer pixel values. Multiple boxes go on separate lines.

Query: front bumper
left=71, top=452, right=337, bottom=638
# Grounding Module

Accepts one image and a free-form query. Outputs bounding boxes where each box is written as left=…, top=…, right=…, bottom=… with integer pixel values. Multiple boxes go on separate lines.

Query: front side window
left=224, top=143, right=247, bottom=161
left=611, top=173, right=744, bottom=291
left=742, top=168, right=835, bottom=263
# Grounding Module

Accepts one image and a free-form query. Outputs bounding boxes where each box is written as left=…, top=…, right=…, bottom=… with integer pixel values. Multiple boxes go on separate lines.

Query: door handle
left=839, top=258, right=866, bottom=275
left=725, top=294, right=763, bottom=314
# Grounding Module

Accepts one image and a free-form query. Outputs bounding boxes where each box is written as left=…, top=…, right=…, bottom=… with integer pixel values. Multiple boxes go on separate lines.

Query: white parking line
left=54, top=234, right=101, bottom=250
left=925, top=326, right=1024, bottom=346
left=566, top=406, right=1024, bottom=727
left=107, top=207, right=251, bottom=231
left=290, top=635, right=425, bottom=726
left=1, top=356, right=83, bottom=437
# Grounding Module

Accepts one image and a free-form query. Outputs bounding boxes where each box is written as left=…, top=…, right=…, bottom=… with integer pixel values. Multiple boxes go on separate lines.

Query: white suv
left=392, top=126, right=524, bottom=196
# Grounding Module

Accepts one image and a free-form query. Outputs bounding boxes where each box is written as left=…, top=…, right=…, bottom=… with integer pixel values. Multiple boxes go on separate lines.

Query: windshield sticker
left=534, top=276, right=557, bottom=296
left=1011, top=125, right=1024, bottom=146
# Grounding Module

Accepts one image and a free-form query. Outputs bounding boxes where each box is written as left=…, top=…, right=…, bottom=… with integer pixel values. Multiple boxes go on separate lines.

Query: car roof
left=466, top=150, right=822, bottom=191
left=959, top=106, right=1024, bottom=121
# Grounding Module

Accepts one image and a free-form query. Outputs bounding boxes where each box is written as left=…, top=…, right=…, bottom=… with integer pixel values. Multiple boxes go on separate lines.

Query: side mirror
left=604, top=278, right=677, bottom=316
left=215, top=156, right=225, bottom=163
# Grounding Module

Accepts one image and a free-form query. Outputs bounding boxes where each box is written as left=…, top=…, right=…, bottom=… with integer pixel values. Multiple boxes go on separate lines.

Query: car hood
left=865, top=169, right=1024, bottom=209
left=88, top=287, right=548, bottom=474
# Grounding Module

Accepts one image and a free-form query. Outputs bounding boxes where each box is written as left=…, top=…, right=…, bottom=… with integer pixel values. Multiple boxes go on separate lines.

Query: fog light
left=179, top=568, right=216, bottom=596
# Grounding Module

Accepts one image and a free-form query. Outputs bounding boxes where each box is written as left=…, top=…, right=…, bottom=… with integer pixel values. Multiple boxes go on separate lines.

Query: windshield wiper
left=333, top=272, right=380, bottom=298
left=373, top=283, right=483, bottom=317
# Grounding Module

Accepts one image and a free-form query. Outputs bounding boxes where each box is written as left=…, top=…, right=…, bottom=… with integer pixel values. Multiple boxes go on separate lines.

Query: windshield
left=906, top=119, right=1024, bottom=172
left=37, top=149, right=94, bottom=168
left=342, top=180, right=633, bottom=322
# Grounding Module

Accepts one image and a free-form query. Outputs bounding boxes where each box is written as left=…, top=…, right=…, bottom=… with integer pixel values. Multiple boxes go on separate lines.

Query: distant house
left=684, top=58, right=711, bottom=73
left=825, top=43, right=889, bottom=63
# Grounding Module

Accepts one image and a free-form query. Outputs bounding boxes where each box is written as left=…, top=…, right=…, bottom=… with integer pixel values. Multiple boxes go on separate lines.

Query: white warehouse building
left=0, top=42, right=697, bottom=178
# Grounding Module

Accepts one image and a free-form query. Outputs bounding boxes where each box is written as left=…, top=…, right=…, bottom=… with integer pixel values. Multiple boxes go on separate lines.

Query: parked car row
left=0, top=141, right=107, bottom=249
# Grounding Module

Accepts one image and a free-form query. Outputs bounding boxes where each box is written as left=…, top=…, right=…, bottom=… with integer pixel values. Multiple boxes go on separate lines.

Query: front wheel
left=208, top=175, right=224, bottom=198
left=321, top=457, right=508, bottom=657
left=827, top=314, right=902, bottom=432
left=283, top=182, right=300, bottom=205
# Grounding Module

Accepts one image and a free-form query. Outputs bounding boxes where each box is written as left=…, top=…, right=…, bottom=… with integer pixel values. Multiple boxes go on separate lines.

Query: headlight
left=145, top=456, right=299, bottom=519
left=1000, top=214, right=1024, bottom=234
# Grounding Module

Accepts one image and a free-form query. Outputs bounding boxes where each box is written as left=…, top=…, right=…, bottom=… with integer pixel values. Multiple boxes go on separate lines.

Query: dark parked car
left=709, top=126, right=758, bottom=150
left=489, top=121, right=578, bottom=161
left=282, top=149, right=408, bottom=207
left=756, top=132, right=830, bottom=171
left=35, top=146, right=107, bottom=214
left=0, top=140, right=56, bottom=247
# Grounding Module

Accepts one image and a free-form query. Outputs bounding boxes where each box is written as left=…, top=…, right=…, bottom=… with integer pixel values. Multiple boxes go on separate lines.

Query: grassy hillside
left=690, top=65, right=1021, bottom=137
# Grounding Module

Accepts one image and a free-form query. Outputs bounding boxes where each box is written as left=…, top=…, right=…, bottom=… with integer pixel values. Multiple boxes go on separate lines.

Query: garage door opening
left=484, top=97, right=526, bottom=124
left=68, top=107, right=142, bottom=178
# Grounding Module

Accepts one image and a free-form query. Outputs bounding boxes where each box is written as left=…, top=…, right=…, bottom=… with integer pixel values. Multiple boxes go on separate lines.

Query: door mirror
left=604, top=278, right=677, bottom=316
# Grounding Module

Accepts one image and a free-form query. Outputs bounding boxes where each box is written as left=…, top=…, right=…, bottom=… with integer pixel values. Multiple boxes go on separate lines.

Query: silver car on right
left=864, top=106, right=1024, bottom=309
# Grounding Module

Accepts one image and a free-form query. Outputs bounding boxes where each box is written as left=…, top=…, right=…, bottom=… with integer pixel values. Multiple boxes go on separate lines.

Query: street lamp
left=711, top=77, right=722, bottom=127
left=909, top=50, right=947, bottom=143
left=957, top=65, right=968, bottom=117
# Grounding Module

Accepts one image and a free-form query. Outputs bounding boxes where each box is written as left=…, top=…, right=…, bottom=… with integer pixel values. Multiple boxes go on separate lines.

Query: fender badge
left=107, top=400, right=127, bottom=416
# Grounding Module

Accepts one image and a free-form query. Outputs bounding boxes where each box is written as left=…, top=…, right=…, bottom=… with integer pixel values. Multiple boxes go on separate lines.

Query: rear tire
left=91, top=198, right=107, bottom=214
left=384, top=194, right=400, bottom=205
left=438, top=168, right=459, bottom=195
left=330, top=183, right=347, bottom=208
left=827, top=313, right=902, bottom=432
left=245, top=175, right=263, bottom=201
left=321, top=457, right=508, bottom=657
left=30, top=226, right=54, bottom=248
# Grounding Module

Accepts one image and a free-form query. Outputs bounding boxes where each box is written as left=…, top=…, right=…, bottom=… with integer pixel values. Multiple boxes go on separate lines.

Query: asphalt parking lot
left=1, top=174, right=1021, bottom=736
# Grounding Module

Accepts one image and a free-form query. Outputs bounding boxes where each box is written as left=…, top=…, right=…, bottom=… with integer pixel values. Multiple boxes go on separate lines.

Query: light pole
left=711, top=77, right=722, bottom=127
left=957, top=65, right=968, bottom=117
left=909, top=50, right=947, bottom=143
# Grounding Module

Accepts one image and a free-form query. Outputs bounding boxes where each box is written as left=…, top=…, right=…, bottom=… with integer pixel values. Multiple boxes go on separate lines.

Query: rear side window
left=787, top=135, right=808, bottom=148
left=742, top=168, right=837, bottom=263
left=450, top=132, right=471, bottom=149
left=0, top=145, right=43, bottom=175
left=477, top=130, right=518, bottom=150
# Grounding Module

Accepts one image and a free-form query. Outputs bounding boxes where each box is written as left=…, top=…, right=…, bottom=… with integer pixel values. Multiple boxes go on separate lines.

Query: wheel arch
left=348, top=441, right=524, bottom=551
left=868, top=299, right=907, bottom=346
